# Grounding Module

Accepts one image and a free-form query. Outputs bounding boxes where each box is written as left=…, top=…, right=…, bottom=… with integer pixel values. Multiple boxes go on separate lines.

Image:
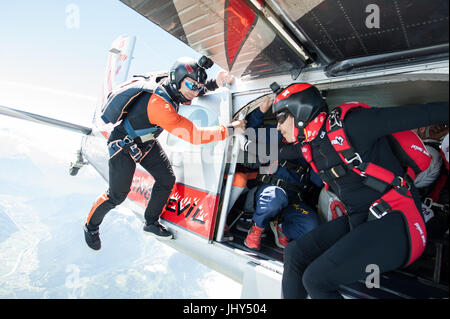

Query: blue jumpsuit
left=244, top=108, right=322, bottom=239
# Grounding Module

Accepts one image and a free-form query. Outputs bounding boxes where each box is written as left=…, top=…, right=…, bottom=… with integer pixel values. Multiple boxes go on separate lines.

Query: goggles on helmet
left=185, top=80, right=204, bottom=93
left=276, top=111, right=291, bottom=125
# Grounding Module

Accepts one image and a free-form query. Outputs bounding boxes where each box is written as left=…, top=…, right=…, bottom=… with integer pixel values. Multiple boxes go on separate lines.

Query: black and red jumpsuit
left=282, top=102, right=449, bottom=299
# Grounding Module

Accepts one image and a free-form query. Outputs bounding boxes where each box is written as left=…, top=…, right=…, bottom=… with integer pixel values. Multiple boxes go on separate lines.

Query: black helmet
left=169, top=56, right=210, bottom=90
left=271, top=82, right=326, bottom=131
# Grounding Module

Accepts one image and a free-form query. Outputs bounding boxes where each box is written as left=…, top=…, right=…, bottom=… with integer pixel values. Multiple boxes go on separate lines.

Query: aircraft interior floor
left=224, top=212, right=285, bottom=263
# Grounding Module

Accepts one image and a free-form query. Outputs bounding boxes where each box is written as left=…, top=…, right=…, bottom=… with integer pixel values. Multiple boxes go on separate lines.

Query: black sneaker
left=143, top=221, right=173, bottom=240
left=84, top=224, right=101, bottom=251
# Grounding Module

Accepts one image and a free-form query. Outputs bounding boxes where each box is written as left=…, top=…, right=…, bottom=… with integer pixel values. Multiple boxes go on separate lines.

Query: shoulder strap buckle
left=345, top=152, right=362, bottom=166
left=369, top=201, right=390, bottom=219
left=330, top=165, right=346, bottom=178
left=279, top=160, right=305, bottom=174
left=328, top=110, right=343, bottom=130
left=123, top=136, right=133, bottom=144
left=393, top=176, right=411, bottom=191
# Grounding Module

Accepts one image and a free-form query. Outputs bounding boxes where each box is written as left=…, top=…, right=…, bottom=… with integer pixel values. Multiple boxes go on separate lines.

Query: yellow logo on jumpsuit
left=293, top=204, right=309, bottom=215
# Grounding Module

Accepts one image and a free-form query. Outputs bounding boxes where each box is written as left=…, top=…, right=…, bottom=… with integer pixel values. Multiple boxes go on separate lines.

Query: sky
left=0, top=1, right=241, bottom=299
left=0, top=1, right=203, bottom=121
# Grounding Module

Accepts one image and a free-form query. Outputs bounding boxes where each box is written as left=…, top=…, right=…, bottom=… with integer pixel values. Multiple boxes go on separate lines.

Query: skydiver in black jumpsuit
left=269, top=82, right=449, bottom=298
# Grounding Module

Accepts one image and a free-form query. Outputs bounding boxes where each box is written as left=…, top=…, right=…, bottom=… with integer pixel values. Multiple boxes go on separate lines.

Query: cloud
left=0, top=125, right=242, bottom=299
left=0, top=81, right=97, bottom=103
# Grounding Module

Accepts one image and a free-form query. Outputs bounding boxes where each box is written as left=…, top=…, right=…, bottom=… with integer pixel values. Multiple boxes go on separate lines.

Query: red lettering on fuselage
left=128, top=170, right=219, bottom=239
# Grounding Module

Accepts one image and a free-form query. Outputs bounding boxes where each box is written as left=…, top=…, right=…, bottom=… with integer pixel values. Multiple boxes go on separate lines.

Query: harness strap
left=324, top=105, right=416, bottom=196
left=303, top=102, right=427, bottom=266
left=318, top=164, right=348, bottom=180
left=256, top=174, right=302, bottom=194
left=121, top=86, right=178, bottom=143
left=369, top=187, right=427, bottom=266
left=123, top=118, right=158, bottom=142
left=329, top=103, right=428, bottom=266
left=154, top=86, right=178, bottom=109
left=279, top=160, right=305, bottom=174
left=301, top=143, right=318, bottom=173
left=369, top=198, right=392, bottom=219
left=109, top=136, right=155, bottom=163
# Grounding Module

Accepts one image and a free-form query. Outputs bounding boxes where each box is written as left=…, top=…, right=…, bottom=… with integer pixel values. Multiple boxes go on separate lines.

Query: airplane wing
left=0, top=105, right=91, bottom=135
left=120, top=0, right=448, bottom=78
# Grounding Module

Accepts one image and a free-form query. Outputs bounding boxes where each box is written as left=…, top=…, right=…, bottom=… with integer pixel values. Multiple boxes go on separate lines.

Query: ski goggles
left=185, top=80, right=204, bottom=92
left=276, top=111, right=291, bottom=125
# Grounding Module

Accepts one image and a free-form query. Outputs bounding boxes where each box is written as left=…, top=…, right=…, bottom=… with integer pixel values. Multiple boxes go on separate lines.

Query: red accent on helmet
left=185, top=64, right=194, bottom=73
left=273, top=83, right=312, bottom=105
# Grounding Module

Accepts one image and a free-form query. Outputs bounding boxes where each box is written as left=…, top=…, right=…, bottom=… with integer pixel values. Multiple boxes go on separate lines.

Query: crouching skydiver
left=269, top=82, right=449, bottom=299
left=83, top=56, right=244, bottom=250
left=234, top=96, right=323, bottom=250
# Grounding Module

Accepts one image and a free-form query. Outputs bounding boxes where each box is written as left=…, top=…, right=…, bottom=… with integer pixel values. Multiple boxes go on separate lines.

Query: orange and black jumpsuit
left=86, top=80, right=228, bottom=229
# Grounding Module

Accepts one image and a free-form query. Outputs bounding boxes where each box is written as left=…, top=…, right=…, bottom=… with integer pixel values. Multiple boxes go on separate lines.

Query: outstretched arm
left=346, top=102, right=449, bottom=149
left=147, top=94, right=228, bottom=144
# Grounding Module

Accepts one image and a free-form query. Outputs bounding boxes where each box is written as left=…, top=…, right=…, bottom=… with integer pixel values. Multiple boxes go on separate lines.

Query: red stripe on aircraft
left=161, top=183, right=219, bottom=239
left=226, top=0, right=257, bottom=68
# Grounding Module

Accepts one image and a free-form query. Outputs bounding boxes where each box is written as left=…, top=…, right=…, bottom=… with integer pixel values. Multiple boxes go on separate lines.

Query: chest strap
left=115, top=136, right=155, bottom=163
left=123, top=118, right=159, bottom=142
left=279, top=160, right=305, bottom=174
left=303, top=103, right=413, bottom=195
left=257, top=174, right=303, bottom=194
left=122, top=86, right=177, bottom=143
